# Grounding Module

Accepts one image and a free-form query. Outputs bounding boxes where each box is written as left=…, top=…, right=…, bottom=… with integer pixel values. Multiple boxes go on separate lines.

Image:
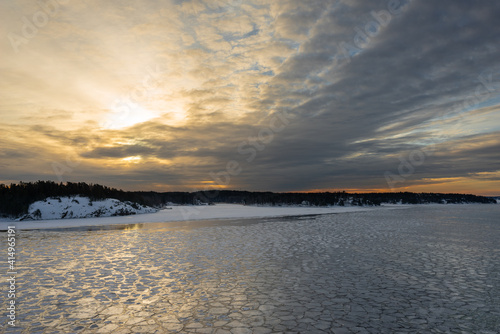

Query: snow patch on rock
left=18, top=196, right=157, bottom=221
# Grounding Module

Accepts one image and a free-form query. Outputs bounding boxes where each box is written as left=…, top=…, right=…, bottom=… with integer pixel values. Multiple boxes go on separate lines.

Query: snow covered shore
left=16, top=196, right=157, bottom=221
left=0, top=203, right=379, bottom=230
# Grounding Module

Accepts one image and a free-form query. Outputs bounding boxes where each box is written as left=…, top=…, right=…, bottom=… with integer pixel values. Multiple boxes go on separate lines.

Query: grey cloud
left=245, top=0, right=500, bottom=184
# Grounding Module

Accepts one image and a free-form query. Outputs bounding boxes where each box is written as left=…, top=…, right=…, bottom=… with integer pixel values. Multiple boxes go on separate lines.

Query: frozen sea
left=1, top=204, right=499, bottom=333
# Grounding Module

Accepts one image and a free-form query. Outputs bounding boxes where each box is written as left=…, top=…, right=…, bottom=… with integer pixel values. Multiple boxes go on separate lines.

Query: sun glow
left=101, top=99, right=188, bottom=129
left=103, top=102, right=160, bottom=129
left=122, top=156, right=142, bottom=163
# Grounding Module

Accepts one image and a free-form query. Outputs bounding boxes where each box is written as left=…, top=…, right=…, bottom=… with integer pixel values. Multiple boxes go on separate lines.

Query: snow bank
left=2, top=203, right=377, bottom=230
left=17, top=196, right=156, bottom=221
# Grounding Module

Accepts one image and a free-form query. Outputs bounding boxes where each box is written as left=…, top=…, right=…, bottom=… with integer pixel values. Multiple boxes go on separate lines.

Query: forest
left=0, top=181, right=496, bottom=217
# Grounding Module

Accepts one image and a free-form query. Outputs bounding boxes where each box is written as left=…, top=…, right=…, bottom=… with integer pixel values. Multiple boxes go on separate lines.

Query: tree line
left=0, top=181, right=496, bottom=217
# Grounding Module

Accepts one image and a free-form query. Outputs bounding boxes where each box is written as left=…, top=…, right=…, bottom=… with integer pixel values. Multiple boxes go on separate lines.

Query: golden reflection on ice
left=4, top=205, right=500, bottom=332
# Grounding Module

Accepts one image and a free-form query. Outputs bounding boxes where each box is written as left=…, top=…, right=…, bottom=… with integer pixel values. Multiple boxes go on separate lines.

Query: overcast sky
left=1, top=0, right=499, bottom=195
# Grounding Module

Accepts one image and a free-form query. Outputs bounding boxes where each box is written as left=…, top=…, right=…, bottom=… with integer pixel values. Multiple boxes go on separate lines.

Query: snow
left=17, top=196, right=156, bottom=221
left=0, top=202, right=378, bottom=230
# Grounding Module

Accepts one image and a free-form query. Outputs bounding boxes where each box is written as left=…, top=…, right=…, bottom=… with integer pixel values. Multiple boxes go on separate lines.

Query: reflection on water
left=13, top=214, right=321, bottom=233
left=1, top=205, right=499, bottom=333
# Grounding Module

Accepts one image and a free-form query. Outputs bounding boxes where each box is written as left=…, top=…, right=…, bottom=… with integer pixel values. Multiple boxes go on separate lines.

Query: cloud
left=1, top=0, right=500, bottom=194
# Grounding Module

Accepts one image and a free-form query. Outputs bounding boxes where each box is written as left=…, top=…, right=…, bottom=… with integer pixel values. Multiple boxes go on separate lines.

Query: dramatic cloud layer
left=1, top=0, right=499, bottom=195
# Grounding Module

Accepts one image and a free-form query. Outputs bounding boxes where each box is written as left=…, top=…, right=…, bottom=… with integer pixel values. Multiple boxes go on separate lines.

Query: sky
left=1, top=0, right=499, bottom=195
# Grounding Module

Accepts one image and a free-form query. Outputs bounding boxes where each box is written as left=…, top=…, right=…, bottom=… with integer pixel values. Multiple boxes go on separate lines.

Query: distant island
left=0, top=181, right=496, bottom=220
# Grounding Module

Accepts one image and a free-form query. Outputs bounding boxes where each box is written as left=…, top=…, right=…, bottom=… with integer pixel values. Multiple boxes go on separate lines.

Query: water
left=1, top=204, right=499, bottom=333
